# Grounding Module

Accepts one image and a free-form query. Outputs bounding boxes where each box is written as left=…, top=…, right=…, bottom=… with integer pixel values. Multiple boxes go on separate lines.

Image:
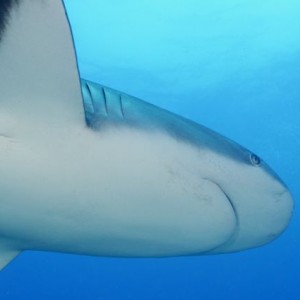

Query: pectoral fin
left=0, top=0, right=84, bottom=131
left=0, top=247, right=21, bottom=271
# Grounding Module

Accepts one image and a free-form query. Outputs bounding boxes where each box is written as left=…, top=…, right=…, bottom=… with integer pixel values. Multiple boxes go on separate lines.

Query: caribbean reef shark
left=0, top=0, right=294, bottom=270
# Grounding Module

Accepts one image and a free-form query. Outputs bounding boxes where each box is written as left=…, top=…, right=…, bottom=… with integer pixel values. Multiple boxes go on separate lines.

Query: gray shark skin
left=0, top=0, right=294, bottom=271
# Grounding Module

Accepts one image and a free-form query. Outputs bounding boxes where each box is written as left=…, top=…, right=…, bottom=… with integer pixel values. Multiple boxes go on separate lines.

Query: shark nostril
left=274, top=190, right=288, bottom=202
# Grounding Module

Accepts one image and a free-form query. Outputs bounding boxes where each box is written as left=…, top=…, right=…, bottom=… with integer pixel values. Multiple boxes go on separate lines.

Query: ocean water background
left=1, top=0, right=299, bottom=299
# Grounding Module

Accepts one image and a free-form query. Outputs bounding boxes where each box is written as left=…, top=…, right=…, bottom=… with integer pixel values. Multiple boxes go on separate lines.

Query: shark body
left=0, top=0, right=294, bottom=270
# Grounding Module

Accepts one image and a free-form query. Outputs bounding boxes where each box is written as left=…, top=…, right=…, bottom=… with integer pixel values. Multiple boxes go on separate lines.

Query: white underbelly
left=0, top=127, right=236, bottom=257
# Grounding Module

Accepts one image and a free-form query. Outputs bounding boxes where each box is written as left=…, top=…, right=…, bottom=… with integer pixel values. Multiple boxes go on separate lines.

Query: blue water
left=1, top=0, right=300, bottom=299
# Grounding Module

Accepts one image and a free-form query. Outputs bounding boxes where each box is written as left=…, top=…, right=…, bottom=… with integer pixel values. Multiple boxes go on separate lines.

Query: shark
left=0, top=0, right=294, bottom=271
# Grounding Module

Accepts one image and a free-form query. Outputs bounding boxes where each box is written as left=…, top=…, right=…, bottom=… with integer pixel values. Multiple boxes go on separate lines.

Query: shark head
left=81, top=79, right=294, bottom=254
left=197, top=140, right=294, bottom=253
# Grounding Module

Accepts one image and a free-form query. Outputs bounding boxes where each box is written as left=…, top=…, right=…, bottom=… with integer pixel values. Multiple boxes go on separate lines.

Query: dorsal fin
left=0, top=0, right=84, bottom=133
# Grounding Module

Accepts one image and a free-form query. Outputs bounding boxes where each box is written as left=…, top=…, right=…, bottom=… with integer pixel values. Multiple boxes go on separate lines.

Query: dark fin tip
left=0, top=0, right=20, bottom=41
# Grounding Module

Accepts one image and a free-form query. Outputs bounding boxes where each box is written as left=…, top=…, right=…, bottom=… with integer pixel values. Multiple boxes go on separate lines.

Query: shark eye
left=250, top=153, right=261, bottom=166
